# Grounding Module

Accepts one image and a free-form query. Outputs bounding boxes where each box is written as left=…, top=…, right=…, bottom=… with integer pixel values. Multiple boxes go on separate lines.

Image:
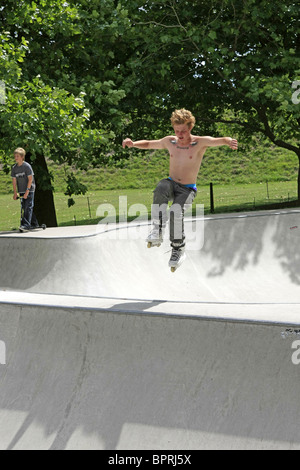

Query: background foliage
left=0, top=0, right=299, bottom=225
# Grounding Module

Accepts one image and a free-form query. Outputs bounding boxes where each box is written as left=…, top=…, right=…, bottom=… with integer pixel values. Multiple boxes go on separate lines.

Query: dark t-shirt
left=11, top=162, right=36, bottom=193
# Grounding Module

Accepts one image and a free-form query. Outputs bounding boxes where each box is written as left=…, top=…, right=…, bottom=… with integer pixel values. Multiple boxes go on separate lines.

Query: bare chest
left=168, top=141, right=202, bottom=163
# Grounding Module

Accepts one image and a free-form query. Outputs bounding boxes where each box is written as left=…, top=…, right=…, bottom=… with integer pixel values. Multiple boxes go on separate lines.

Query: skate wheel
left=42, top=224, right=46, bottom=230
left=147, top=242, right=152, bottom=248
left=171, top=267, right=176, bottom=273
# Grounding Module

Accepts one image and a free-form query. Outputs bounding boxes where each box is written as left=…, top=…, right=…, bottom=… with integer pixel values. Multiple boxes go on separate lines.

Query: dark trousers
left=152, top=178, right=196, bottom=248
left=20, top=193, right=39, bottom=228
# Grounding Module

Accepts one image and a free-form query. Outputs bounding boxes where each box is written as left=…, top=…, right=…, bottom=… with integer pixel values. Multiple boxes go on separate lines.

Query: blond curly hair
left=170, top=109, right=196, bottom=129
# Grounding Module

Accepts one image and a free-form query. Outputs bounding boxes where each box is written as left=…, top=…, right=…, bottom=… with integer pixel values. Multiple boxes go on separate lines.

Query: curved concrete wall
left=0, top=210, right=300, bottom=449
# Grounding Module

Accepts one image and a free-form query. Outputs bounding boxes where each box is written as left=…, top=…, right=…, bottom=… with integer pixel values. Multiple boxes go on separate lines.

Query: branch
left=167, top=0, right=254, bottom=105
left=135, top=21, right=181, bottom=29
left=203, top=117, right=263, bottom=133
left=206, top=1, right=226, bottom=28
left=232, top=1, right=248, bottom=54
left=168, top=1, right=202, bottom=54
left=256, top=107, right=299, bottom=153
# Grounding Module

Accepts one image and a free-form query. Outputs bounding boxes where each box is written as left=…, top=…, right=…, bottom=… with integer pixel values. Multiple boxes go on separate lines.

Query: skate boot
left=146, top=226, right=165, bottom=248
left=169, top=246, right=186, bottom=272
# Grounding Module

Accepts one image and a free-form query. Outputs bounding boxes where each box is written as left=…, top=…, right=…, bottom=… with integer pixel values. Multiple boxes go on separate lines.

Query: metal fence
left=54, top=181, right=299, bottom=226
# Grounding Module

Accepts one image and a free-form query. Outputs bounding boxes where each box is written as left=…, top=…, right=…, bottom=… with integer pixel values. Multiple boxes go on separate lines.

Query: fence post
left=87, top=197, right=92, bottom=219
left=266, top=180, right=270, bottom=199
left=210, top=183, right=215, bottom=213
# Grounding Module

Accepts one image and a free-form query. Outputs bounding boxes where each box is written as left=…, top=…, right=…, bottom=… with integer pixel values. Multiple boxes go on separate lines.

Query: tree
left=0, top=37, right=109, bottom=225
left=0, top=73, right=110, bottom=225
left=0, top=0, right=128, bottom=225
left=120, top=0, right=300, bottom=196
left=1, top=0, right=299, bottom=218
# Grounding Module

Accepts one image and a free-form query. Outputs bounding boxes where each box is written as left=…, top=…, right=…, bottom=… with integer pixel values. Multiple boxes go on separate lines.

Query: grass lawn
left=0, top=180, right=298, bottom=231
left=1, top=138, right=299, bottom=230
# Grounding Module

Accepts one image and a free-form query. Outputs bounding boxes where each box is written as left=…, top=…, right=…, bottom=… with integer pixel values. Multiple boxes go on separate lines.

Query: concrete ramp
left=0, top=210, right=300, bottom=449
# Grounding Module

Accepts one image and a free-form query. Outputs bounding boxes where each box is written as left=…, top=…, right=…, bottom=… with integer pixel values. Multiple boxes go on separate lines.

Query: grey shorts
left=152, top=178, right=197, bottom=246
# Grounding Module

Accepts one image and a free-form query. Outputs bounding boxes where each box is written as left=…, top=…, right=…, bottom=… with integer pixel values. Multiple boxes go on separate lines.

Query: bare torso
left=165, top=135, right=206, bottom=185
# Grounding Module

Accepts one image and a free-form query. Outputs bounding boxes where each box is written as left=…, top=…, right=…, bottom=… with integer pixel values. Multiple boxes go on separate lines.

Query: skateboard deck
left=19, top=224, right=47, bottom=233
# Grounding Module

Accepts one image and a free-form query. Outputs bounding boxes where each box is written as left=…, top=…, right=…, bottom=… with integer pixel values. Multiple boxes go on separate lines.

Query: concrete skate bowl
left=0, top=209, right=300, bottom=302
left=0, top=210, right=300, bottom=450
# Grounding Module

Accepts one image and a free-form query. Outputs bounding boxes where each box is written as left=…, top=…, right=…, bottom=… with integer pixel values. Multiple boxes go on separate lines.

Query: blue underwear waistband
left=168, top=177, right=197, bottom=191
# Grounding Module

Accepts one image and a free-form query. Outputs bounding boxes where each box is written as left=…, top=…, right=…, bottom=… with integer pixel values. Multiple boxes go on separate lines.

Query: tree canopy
left=121, top=1, right=299, bottom=142
left=0, top=0, right=299, bottom=225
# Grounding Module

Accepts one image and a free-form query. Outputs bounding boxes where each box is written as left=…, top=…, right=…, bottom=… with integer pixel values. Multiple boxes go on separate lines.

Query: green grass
left=46, top=144, right=299, bottom=191
left=1, top=181, right=298, bottom=231
left=1, top=140, right=299, bottom=230
left=0, top=141, right=299, bottom=195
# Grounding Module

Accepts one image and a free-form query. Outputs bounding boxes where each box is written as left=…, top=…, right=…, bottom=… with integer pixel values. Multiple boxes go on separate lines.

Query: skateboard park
left=0, top=208, right=300, bottom=450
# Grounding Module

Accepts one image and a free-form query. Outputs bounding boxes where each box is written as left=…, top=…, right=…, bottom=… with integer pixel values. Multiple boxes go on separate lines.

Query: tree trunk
left=29, top=153, right=58, bottom=227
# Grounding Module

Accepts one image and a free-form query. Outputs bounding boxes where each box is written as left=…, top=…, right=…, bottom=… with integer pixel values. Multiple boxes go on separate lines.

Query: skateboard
left=19, top=224, right=47, bottom=233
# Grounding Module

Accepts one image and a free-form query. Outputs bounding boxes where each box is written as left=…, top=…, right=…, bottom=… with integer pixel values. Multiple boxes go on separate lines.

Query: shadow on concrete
left=0, top=306, right=299, bottom=450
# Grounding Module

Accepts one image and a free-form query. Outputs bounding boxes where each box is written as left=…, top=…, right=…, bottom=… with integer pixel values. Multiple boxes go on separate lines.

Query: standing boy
left=123, top=109, right=238, bottom=270
left=11, top=147, right=39, bottom=232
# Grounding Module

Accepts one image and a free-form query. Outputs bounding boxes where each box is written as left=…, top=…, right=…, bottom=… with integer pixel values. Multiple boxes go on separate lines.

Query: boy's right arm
left=12, top=178, right=18, bottom=200
left=122, top=137, right=168, bottom=150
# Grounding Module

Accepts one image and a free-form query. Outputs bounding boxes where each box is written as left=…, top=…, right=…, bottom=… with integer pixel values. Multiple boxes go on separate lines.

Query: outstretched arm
left=199, top=136, right=238, bottom=150
left=122, top=137, right=168, bottom=150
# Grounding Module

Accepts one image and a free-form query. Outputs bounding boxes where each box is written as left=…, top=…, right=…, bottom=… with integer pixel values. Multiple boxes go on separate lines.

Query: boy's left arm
left=199, top=136, right=238, bottom=150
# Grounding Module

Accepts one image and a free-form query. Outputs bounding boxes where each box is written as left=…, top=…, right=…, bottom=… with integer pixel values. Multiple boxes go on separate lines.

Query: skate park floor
left=0, top=209, right=300, bottom=449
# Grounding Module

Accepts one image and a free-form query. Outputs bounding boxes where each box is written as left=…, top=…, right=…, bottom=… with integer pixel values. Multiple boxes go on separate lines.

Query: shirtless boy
left=122, top=109, right=238, bottom=270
